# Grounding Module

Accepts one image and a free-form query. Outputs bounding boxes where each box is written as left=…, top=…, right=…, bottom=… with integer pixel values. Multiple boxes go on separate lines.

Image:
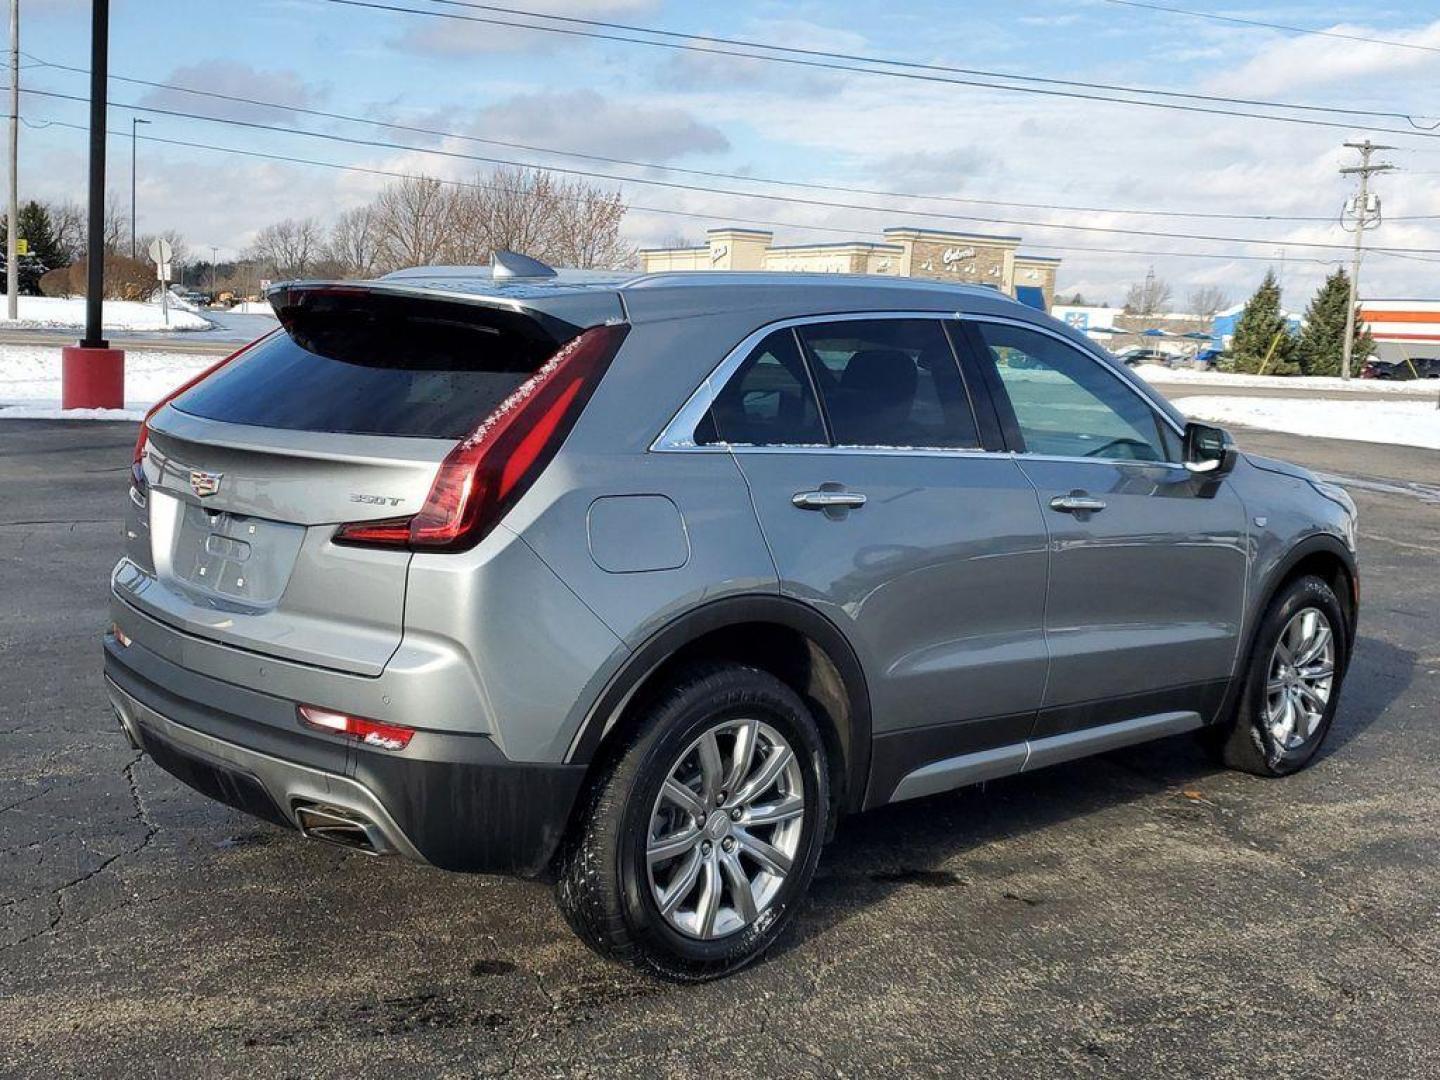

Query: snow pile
left=0, top=295, right=212, bottom=332
left=227, top=301, right=276, bottom=316
left=0, top=344, right=216, bottom=420
left=1135, top=364, right=1436, bottom=396
left=1178, top=395, right=1440, bottom=451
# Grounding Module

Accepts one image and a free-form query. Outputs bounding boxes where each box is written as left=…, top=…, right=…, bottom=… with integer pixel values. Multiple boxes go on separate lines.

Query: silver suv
left=105, top=259, right=1359, bottom=980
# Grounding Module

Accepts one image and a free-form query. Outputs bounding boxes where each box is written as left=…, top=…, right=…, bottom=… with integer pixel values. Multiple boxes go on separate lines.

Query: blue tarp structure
left=1016, top=286, right=1046, bottom=311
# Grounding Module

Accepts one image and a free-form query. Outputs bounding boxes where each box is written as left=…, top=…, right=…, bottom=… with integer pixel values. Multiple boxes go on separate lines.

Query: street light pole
left=129, top=116, right=148, bottom=260
left=7, top=0, right=19, bottom=321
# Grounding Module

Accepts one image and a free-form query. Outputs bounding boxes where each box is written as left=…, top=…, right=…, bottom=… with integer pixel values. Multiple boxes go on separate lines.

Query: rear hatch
left=117, top=282, right=618, bottom=675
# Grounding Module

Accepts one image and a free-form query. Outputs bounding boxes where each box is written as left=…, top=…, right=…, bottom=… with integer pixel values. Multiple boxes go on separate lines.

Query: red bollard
left=61, top=345, right=126, bottom=410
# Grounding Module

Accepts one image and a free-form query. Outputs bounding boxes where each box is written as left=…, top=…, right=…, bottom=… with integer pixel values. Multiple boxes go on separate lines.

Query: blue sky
left=14, top=0, right=1440, bottom=304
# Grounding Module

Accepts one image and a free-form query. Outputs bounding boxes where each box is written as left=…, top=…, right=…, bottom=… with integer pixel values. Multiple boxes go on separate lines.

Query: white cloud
left=1204, top=19, right=1440, bottom=97
left=138, top=62, right=322, bottom=125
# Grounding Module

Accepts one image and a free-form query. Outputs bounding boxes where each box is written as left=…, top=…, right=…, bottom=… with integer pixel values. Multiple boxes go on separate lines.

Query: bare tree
left=547, top=176, right=633, bottom=269
left=325, top=205, right=383, bottom=278
left=103, top=190, right=129, bottom=254
left=245, top=217, right=324, bottom=279
left=373, top=176, right=454, bottom=271
left=48, top=200, right=86, bottom=264
left=1186, top=285, right=1231, bottom=319
left=1124, top=267, right=1172, bottom=316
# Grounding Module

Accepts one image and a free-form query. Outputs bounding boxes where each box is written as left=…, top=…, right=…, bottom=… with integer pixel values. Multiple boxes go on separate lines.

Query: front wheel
left=555, top=664, right=829, bottom=981
left=1211, top=574, right=1349, bottom=776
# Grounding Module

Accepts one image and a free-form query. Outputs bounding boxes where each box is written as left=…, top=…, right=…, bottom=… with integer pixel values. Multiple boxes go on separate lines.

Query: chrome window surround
left=650, top=309, right=1188, bottom=470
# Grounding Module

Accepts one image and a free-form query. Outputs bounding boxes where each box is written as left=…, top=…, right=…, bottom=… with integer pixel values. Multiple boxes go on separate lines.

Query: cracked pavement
left=1, top=419, right=1437, bottom=1078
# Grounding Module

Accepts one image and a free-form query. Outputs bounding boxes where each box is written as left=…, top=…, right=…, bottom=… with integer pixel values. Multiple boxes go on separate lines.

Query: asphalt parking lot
left=2, top=419, right=1437, bottom=1079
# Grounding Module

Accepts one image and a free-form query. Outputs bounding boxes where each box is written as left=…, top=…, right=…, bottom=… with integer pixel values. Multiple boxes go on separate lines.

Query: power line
left=30, top=52, right=1439, bottom=225
left=1097, top=0, right=1440, bottom=58
left=29, top=116, right=1341, bottom=267
left=306, top=0, right=1440, bottom=140
left=411, top=0, right=1437, bottom=124
left=19, top=85, right=1439, bottom=255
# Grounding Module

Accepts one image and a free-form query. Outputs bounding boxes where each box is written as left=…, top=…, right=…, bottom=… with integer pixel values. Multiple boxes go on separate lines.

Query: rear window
left=173, top=295, right=567, bottom=439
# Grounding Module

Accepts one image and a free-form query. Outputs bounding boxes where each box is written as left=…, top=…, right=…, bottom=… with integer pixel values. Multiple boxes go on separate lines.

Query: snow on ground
left=227, top=301, right=276, bottom=316
left=1177, top=395, right=1440, bottom=451
left=0, top=295, right=212, bottom=332
left=0, top=344, right=214, bottom=420
left=1135, top=364, right=1437, bottom=396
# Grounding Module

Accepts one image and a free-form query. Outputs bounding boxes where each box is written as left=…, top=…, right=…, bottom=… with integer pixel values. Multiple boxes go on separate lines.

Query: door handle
left=1049, top=492, right=1107, bottom=514
left=792, top=490, right=868, bottom=510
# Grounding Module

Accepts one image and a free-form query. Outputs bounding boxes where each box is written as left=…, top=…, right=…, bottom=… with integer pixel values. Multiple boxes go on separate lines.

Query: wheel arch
left=1216, top=532, right=1358, bottom=727
left=567, top=595, right=873, bottom=823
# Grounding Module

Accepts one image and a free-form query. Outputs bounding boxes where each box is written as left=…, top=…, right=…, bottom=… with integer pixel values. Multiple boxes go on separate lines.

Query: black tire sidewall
left=614, top=670, right=828, bottom=976
left=1240, top=575, right=1348, bottom=775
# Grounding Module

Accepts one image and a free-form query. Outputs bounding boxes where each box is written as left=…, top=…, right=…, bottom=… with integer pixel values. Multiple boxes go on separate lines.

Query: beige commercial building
left=640, top=227, right=1061, bottom=309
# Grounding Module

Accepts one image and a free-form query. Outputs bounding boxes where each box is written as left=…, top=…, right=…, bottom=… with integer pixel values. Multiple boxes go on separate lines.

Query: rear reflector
left=333, top=322, right=629, bottom=553
left=297, top=705, right=415, bottom=751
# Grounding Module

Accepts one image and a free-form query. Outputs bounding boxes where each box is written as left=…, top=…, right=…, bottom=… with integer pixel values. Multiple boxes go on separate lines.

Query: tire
left=554, top=663, right=829, bottom=981
left=1211, top=574, right=1349, bottom=777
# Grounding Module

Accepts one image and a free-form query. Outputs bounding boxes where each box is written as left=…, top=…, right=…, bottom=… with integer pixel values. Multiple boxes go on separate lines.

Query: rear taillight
left=298, top=705, right=415, bottom=751
left=130, top=332, right=276, bottom=495
left=334, top=322, right=629, bottom=553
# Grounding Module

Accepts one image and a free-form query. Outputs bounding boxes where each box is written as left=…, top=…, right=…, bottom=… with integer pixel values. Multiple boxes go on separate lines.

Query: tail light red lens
left=297, top=705, right=415, bottom=751
left=131, top=331, right=276, bottom=490
left=334, top=322, right=629, bottom=553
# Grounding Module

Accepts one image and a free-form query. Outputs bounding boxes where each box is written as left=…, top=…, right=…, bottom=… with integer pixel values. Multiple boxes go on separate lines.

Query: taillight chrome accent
left=334, top=322, right=629, bottom=553
left=297, top=705, right=415, bottom=751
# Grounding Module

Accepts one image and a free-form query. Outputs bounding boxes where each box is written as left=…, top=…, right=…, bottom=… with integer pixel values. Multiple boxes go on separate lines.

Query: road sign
left=15, top=238, right=28, bottom=256
left=147, top=237, right=174, bottom=265
left=156, top=262, right=172, bottom=282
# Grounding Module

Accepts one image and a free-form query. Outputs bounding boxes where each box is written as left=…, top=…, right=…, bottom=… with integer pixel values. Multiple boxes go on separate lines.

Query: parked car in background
left=1361, top=356, right=1440, bottom=380
left=105, top=259, right=1361, bottom=980
left=1111, top=346, right=1174, bottom=367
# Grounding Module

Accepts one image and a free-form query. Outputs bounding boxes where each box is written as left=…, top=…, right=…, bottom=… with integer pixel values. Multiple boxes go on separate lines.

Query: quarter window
left=795, top=319, right=979, bottom=449
left=698, top=328, right=826, bottom=446
left=975, top=323, right=1173, bottom=463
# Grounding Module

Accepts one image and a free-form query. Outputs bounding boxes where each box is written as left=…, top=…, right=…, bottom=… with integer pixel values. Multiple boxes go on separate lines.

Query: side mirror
left=1183, top=421, right=1236, bottom=476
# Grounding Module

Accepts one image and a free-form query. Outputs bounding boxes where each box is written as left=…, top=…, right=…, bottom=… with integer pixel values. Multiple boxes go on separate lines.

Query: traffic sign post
left=148, top=237, right=172, bottom=326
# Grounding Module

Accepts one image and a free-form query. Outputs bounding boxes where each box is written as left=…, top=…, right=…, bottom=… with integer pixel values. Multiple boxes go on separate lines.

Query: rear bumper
left=103, top=635, right=585, bottom=876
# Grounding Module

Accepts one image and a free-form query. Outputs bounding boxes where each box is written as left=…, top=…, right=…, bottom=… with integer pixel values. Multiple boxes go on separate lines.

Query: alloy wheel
left=645, top=718, right=806, bottom=941
left=1265, top=607, right=1336, bottom=751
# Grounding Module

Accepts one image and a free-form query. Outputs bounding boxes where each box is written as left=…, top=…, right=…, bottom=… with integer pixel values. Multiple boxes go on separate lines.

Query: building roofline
left=883, top=226, right=1024, bottom=243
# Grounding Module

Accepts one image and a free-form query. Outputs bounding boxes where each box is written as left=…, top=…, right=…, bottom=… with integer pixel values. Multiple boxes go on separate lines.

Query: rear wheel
left=1212, top=575, right=1348, bottom=776
left=554, top=664, right=828, bottom=981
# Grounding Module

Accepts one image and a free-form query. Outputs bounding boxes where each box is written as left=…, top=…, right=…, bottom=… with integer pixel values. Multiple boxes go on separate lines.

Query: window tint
left=796, top=319, right=978, bottom=448
left=175, top=302, right=560, bottom=439
left=975, top=323, right=1172, bottom=462
left=699, top=328, right=826, bottom=446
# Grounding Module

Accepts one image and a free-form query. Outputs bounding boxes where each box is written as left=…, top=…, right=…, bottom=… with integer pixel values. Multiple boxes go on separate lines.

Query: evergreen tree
left=1227, top=270, right=1298, bottom=374
left=1296, top=269, right=1374, bottom=377
left=0, top=202, right=68, bottom=295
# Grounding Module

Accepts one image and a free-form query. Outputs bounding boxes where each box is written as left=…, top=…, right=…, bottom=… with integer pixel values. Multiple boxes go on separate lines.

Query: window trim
left=651, top=310, right=987, bottom=455
left=957, top=314, right=1189, bottom=469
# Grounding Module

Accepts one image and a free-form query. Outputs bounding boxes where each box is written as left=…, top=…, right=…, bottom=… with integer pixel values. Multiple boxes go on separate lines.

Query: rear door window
left=174, top=296, right=564, bottom=439
left=795, top=319, right=979, bottom=449
left=698, top=328, right=826, bottom=446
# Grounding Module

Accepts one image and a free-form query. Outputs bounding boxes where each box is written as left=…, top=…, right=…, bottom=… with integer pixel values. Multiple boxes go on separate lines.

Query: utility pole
left=1339, top=140, right=1395, bottom=381
left=210, top=244, right=218, bottom=296
left=7, top=0, right=19, bottom=321
left=130, top=116, right=149, bottom=259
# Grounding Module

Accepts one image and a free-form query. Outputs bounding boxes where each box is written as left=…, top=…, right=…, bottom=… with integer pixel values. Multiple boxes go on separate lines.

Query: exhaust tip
left=292, top=801, right=390, bottom=856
